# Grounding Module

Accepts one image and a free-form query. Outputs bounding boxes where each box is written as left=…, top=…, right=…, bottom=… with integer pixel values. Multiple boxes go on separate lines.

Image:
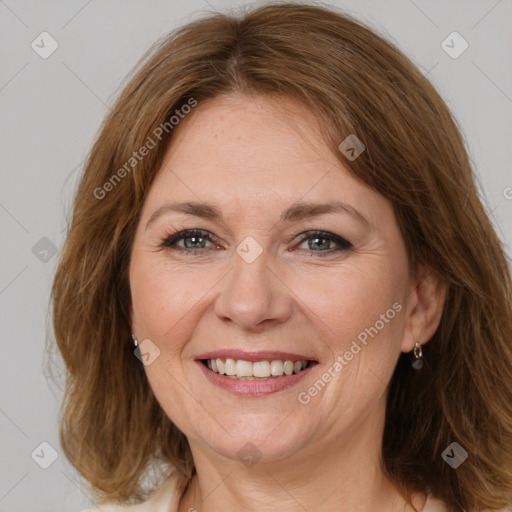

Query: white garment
left=81, top=470, right=185, bottom=512
left=80, top=470, right=503, bottom=512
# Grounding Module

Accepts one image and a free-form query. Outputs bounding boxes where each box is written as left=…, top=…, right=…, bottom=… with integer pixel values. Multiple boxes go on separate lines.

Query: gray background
left=1, top=1, right=511, bottom=511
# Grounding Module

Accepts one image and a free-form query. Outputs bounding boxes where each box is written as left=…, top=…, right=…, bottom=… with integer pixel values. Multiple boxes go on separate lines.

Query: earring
left=411, top=342, right=423, bottom=370
left=131, top=334, right=139, bottom=347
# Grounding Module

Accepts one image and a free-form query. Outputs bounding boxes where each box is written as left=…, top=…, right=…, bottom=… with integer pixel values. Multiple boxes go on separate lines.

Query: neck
left=178, top=405, right=426, bottom=512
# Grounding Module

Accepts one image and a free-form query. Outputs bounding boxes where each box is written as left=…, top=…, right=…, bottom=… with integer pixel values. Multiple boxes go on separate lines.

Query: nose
left=214, top=245, right=292, bottom=332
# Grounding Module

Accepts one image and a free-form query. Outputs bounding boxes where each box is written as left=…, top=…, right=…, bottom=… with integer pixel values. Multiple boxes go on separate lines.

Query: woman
left=50, top=2, right=512, bottom=511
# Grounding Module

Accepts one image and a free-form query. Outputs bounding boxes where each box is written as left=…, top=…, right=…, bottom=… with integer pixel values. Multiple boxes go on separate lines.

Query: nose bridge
left=214, top=237, right=291, bottom=329
left=228, top=242, right=273, bottom=306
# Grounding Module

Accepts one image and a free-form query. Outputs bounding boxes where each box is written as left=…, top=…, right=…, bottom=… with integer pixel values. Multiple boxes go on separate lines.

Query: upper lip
left=195, top=350, right=317, bottom=363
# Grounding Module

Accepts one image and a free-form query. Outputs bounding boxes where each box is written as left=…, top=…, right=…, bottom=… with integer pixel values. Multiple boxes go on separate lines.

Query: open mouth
left=200, top=358, right=317, bottom=380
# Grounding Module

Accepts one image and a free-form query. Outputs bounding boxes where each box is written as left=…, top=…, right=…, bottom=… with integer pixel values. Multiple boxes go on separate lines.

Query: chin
left=194, top=413, right=316, bottom=466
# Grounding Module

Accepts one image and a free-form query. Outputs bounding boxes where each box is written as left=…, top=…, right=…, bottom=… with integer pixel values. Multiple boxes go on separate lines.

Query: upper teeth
left=206, top=358, right=309, bottom=378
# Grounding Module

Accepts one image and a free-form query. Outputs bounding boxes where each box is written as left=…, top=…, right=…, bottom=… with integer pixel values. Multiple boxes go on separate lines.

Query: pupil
left=185, top=236, right=204, bottom=249
left=310, top=237, right=328, bottom=250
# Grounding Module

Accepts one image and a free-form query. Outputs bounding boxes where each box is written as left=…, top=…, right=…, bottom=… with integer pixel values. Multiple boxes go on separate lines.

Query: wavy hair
left=50, top=2, right=512, bottom=510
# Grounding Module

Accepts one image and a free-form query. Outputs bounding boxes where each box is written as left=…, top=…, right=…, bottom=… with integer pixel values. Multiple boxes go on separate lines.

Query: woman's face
left=129, top=93, right=422, bottom=465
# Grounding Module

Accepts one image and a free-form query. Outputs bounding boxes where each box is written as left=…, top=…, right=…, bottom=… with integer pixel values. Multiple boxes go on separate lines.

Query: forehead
left=143, top=93, right=386, bottom=226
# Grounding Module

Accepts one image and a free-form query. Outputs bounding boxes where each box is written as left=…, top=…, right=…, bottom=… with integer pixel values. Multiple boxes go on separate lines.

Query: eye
left=293, top=231, right=353, bottom=257
left=160, top=229, right=219, bottom=255
left=160, top=229, right=353, bottom=257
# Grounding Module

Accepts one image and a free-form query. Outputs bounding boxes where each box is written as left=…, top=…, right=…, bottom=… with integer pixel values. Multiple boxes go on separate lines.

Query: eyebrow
left=145, top=200, right=370, bottom=230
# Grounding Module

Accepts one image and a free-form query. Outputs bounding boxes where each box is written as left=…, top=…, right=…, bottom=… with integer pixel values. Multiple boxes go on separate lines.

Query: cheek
left=292, top=260, right=401, bottom=353
left=131, top=256, right=206, bottom=339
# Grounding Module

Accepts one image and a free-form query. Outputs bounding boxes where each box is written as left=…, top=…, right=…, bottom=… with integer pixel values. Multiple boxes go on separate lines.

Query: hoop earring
left=131, top=334, right=139, bottom=347
left=411, top=342, right=423, bottom=370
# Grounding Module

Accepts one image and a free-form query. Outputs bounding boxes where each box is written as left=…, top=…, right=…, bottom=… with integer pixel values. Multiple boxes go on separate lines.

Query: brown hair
left=50, top=2, right=512, bottom=510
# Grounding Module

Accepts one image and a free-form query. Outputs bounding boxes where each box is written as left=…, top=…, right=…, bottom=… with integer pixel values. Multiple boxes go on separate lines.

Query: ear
left=401, top=265, right=447, bottom=353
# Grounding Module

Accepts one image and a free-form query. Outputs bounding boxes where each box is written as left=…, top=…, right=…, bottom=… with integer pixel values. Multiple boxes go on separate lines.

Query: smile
left=202, top=358, right=312, bottom=379
left=194, top=350, right=319, bottom=396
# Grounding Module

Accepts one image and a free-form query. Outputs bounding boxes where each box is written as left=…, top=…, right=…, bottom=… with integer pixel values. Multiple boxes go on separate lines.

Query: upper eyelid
left=164, top=229, right=219, bottom=243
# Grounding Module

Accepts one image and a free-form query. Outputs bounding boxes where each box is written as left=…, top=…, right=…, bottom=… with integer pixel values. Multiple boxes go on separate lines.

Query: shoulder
left=422, top=493, right=511, bottom=512
left=422, top=494, right=449, bottom=512
left=80, top=469, right=186, bottom=512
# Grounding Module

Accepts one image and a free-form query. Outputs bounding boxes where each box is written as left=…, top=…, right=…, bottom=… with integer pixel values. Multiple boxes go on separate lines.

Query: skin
left=129, top=92, right=447, bottom=512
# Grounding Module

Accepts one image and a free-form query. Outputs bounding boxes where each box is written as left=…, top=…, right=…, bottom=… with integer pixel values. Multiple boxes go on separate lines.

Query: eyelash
left=159, top=229, right=353, bottom=257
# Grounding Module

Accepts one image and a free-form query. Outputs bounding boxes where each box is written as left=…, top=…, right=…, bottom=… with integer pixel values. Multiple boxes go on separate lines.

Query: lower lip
left=195, top=360, right=315, bottom=396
